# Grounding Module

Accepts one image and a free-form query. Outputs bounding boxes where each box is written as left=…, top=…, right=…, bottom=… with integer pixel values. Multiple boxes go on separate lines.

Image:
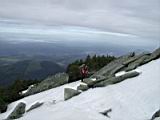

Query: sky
left=0, top=0, right=160, bottom=48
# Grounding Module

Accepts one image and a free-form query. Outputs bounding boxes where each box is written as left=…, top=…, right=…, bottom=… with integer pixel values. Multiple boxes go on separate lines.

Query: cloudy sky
left=0, top=0, right=159, bottom=48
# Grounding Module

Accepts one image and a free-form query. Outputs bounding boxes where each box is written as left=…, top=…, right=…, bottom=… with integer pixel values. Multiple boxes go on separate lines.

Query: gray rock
left=83, top=75, right=106, bottom=87
left=92, top=53, right=136, bottom=77
left=25, top=73, right=69, bottom=96
left=64, top=88, right=81, bottom=100
left=92, top=48, right=160, bottom=78
left=93, top=77, right=117, bottom=87
left=100, top=108, right=112, bottom=118
left=7, top=102, right=26, bottom=119
left=146, top=48, right=160, bottom=63
left=151, top=109, right=160, bottom=120
left=122, top=54, right=144, bottom=65
left=122, top=48, right=160, bottom=72
left=124, top=54, right=150, bottom=72
left=26, top=102, right=44, bottom=112
left=94, top=71, right=140, bottom=87
left=77, top=84, right=89, bottom=91
left=109, top=64, right=125, bottom=75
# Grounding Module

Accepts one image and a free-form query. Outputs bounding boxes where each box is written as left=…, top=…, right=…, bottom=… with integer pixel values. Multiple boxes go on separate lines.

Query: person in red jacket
left=80, top=64, right=89, bottom=82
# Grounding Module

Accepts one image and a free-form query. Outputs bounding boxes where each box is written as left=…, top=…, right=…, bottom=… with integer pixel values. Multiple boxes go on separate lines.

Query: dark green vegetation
left=66, top=55, right=116, bottom=82
left=0, top=79, right=40, bottom=113
left=0, top=59, right=65, bottom=86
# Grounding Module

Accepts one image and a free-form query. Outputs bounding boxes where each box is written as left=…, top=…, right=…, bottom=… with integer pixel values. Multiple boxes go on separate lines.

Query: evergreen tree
left=66, top=54, right=116, bottom=82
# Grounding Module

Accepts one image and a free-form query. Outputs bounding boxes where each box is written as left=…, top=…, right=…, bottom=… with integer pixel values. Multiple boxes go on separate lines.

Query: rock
left=93, top=77, right=117, bottom=87
left=150, top=48, right=160, bottom=60
left=121, top=48, right=160, bottom=72
left=145, top=48, right=160, bottom=64
left=83, top=75, right=106, bottom=87
left=94, top=71, right=140, bottom=87
left=110, top=64, right=125, bottom=75
left=77, top=84, right=89, bottom=91
left=122, top=54, right=143, bottom=65
left=151, top=109, right=160, bottom=120
left=26, top=102, right=44, bottom=112
left=25, top=73, right=69, bottom=96
left=100, top=108, right=112, bottom=118
left=124, top=54, right=150, bottom=72
left=7, top=102, right=26, bottom=119
left=92, top=54, right=136, bottom=77
left=64, top=88, right=81, bottom=100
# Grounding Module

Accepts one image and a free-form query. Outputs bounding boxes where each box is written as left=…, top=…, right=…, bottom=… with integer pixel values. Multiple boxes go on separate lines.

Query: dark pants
left=81, top=74, right=87, bottom=82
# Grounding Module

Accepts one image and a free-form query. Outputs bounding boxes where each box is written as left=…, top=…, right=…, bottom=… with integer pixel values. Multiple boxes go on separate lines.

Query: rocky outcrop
left=149, top=48, right=160, bottom=61
left=26, top=102, right=44, bottom=112
left=63, top=48, right=160, bottom=101
left=91, top=52, right=137, bottom=78
left=24, top=73, right=69, bottom=96
left=92, top=48, right=160, bottom=78
left=124, top=48, right=160, bottom=72
left=93, top=71, right=140, bottom=87
left=124, top=54, right=150, bottom=71
left=64, top=88, right=81, bottom=100
left=86, top=48, right=160, bottom=88
left=7, top=102, right=26, bottom=119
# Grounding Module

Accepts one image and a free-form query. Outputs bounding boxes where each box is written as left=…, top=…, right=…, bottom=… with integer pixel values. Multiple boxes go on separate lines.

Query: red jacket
left=80, top=66, right=88, bottom=76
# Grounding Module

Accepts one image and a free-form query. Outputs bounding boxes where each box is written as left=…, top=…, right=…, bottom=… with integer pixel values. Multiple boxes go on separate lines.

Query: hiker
left=80, top=64, right=89, bottom=82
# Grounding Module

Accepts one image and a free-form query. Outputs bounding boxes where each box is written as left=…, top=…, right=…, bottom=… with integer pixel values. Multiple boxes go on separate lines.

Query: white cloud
left=0, top=0, right=159, bottom=46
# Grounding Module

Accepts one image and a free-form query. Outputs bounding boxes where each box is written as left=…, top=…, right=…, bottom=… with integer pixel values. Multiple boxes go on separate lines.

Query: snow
left=64, top=82, right=86, bottom=90
left=0, top=59, right=160, bottom=120
left=115, top=71, right=126, bottom=77
left=115, top=69, right=142, bottom=77
left=91, top=78, right=97, bottom=81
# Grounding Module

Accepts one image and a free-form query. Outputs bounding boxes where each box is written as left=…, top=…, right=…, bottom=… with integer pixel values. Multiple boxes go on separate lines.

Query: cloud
left=0, top=0, right=159, bottom=45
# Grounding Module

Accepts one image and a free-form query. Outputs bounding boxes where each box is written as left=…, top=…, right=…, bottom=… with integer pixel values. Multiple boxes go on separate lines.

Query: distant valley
left=0, top=39, right=155, bottom=86
left=0, top=57, right=65, bottom=86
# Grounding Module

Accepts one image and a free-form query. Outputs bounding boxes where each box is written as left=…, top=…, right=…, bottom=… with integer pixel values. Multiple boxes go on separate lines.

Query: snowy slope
left=0, top=59, right=160, bottom=120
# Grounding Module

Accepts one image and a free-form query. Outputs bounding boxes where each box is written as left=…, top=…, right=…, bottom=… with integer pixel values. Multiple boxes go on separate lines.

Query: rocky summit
left=64, top=48, right=160, bottom=100
left=84, top=48, right=160, bottom=88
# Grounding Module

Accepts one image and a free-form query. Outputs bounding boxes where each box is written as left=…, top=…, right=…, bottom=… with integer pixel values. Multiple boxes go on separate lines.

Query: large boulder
left=64, top=88, right=81, bottom=100
left=124, top=48, right=160, bottom=72
left=26, top=102, right=44, bottom=112
left=77, top=84, right=89, bottom=91
left=124, top=54, right=150, bottom=72
left=7, top=102, right=26, bottom=119
left=145, top=48, right=160, bottom=63
left=122, top=54, right=144, bottom=65
left=83, top=75, right=106, bottom=87
left=25, top=73, right=69, bottom=96
left=150, top=48, right=160, bottom=60
left=94, top=71, right=140, bottom=87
